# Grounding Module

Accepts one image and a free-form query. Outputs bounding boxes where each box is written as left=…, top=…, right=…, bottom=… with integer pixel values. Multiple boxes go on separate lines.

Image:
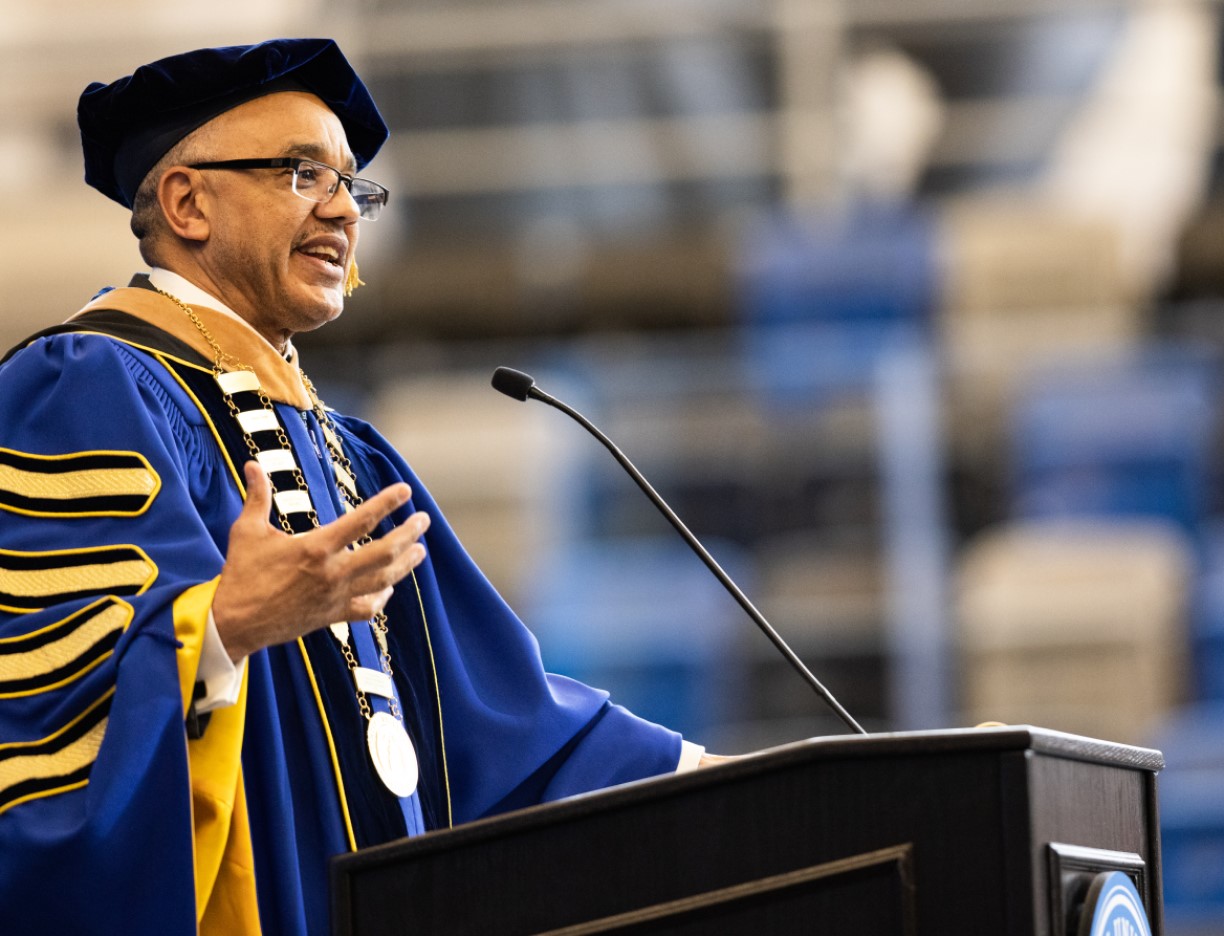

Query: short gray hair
left=129, top=127, right=215, bottom=262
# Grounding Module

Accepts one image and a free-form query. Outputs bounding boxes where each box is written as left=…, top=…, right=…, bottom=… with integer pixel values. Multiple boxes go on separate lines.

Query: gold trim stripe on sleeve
left=0, top=691, right=112, bottom=816
left=0, top=546, right=157, bottom=613
left=0, top=448, right=160, bottom=518
left=0, top=561, right=154, bottom=599
left=0, top=599, right=132, bottom=697
left=0, top=465, right=156, bottom=501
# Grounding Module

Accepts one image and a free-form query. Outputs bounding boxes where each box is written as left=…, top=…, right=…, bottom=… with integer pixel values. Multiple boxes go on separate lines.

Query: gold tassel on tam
left=343, top=258, right=365, bottom=297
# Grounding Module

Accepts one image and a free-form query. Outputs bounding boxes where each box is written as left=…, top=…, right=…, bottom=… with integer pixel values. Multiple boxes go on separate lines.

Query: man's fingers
left=341, top=516, right=430, bottom=593
left=238, top=469, right=425, bottom=593
left=216, top=473, right=430, bottom=656
left=348, top=586, right=395, bottom=622
left=321, top=482, right=413, bottom=547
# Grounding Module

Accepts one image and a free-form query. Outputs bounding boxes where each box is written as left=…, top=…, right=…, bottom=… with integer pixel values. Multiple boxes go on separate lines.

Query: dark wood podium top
left=755, top=724, right=1164, bottom=771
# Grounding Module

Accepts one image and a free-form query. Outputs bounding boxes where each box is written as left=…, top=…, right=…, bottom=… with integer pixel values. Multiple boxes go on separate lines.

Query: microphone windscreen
left=492, top=367, right=535, bottom=401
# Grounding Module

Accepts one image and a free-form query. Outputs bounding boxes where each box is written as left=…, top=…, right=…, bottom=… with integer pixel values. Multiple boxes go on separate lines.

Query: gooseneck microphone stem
left=492, top=367, right=866, bottom=736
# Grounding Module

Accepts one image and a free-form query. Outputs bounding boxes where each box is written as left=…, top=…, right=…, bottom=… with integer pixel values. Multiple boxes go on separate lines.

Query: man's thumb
left=241, top=460, right=273, bottom=518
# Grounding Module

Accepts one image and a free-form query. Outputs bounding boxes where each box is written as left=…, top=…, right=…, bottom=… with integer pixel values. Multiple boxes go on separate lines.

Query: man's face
left=189, top=91, right=363, bottom=343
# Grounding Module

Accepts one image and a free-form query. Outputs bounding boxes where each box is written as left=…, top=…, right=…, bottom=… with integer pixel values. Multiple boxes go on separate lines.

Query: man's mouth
left=298, top=244, right=344, bottom=267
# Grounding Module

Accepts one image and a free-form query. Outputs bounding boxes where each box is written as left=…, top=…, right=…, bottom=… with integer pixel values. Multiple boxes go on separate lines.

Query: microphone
left=491, top=366, right=867, bottom=736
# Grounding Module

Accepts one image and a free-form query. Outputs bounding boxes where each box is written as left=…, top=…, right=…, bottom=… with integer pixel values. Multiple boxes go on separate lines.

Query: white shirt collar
left=146, top=267, right=294, bottom=359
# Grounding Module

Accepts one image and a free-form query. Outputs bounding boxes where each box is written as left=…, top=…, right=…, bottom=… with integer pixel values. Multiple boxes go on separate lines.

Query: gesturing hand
left=211, top=460, right=431, bottom=662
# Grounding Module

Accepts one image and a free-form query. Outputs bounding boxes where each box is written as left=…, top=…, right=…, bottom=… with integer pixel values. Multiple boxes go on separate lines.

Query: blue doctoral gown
left=0, top=282, right=682, bottom=935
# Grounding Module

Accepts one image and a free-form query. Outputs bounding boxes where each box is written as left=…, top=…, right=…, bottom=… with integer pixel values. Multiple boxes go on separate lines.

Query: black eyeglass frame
left=188, top=157, right=390, bottom=220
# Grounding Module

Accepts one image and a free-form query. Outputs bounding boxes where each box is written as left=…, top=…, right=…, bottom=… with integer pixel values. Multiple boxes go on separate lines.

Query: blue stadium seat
left=734, top=201, right=939, bottom=405
left=1148, top=704, right=1224, bottom=932
left=1009, top=342, right=1221, bottom=546
left=1187, top=525, right=1224, bottom=702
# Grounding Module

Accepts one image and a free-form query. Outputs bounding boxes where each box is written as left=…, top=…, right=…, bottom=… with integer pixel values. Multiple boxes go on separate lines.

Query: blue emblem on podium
left=1079, top=871, right=1153, bottom=936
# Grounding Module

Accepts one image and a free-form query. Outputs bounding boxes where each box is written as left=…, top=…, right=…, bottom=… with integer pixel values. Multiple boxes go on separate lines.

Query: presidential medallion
left=367, top=710, right=419, bottom=798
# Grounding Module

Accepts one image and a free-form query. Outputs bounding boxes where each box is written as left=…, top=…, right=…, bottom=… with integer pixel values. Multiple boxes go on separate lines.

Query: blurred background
left=5, top=0, right=1224, bottom=928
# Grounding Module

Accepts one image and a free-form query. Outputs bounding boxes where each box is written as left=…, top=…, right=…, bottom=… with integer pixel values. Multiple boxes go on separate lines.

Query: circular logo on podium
left=1078, top=871, right=1152, bottom=936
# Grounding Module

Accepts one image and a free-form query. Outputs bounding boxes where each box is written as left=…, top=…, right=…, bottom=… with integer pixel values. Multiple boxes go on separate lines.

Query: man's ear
left=158, top=168, right=210, bottom=243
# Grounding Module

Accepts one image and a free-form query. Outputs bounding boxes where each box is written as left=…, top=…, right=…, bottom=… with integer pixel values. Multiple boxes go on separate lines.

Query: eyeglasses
left=188, top=157, right=390, bottom=221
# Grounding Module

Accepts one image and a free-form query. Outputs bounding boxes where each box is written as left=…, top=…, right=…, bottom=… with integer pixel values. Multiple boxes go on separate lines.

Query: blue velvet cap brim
left=78, top=38, right=389, bottom=208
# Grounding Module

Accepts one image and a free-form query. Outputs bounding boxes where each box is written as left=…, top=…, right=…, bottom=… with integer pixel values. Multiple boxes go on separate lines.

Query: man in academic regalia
left=0, top=38, right=709, bottom=936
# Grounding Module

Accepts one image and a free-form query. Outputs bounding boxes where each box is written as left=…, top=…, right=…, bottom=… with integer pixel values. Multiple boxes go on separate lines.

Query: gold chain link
left=157, top=285, right=401, bottom=723
left=301, top=371, right=402, bottom=719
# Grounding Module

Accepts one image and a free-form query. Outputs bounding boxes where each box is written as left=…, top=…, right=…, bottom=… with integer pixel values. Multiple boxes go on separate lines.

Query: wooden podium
left=331, top=726, right=1164, bottom=935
